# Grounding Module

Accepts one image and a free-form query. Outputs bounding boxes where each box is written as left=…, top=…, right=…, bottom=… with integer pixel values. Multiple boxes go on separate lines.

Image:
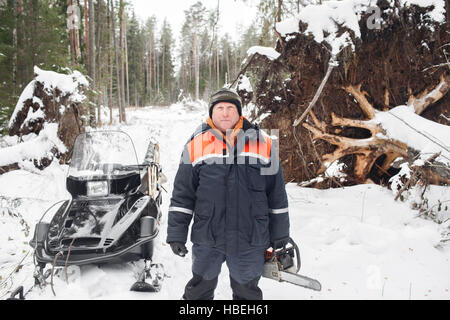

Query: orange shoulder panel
left=186, top=131, right=226, bottom=165
left=242, top=133, right=272, bottom=160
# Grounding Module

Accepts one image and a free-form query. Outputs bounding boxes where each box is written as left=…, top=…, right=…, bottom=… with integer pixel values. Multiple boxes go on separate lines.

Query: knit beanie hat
left=209, top=88, right=242, bottom=118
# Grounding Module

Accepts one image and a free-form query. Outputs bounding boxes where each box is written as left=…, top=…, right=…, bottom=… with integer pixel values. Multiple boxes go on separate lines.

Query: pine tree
left=127, top=12, right=145, bottom=107
left=143, top=16, right=157, bottom=104
left=159, top=19, right=175, bottom=104
left=0, top=0, right=70, bottom=132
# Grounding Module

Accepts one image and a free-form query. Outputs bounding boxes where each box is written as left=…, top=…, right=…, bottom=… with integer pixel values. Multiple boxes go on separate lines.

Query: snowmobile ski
left=130, top=260, right=166, bottom=292
left=262, top=238, right=322, bottom=291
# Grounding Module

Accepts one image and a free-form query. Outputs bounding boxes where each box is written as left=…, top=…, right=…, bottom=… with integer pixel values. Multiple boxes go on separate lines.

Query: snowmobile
left=263, top=237, right=322, bottom=291
left=8, top=131, right=167, bottom=299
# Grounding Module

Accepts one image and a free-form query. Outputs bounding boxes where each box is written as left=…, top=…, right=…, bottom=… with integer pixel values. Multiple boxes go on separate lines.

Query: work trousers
left=183, top=244, right=265, bottom=300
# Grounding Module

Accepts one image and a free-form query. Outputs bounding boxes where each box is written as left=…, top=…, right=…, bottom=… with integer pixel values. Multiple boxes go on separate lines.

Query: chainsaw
left=262, top=237, right=322, bottom=291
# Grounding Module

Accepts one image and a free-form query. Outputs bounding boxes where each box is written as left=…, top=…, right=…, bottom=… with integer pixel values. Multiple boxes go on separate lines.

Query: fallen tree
left=0, top=67, right=89, bottom=174
left=236, top=0, right=449, bottom=190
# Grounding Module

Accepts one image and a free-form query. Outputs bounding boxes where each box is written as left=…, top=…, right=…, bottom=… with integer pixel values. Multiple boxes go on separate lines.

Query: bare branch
left=293, top=57, right=337, bottom=127
left=408, top=73, right=450, bottom=114
left=343, top=84, right=376, bottom=119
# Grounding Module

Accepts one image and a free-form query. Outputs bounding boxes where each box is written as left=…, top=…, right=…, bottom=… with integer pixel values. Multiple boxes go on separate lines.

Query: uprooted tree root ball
left=238, top=1, right=449, bottom=189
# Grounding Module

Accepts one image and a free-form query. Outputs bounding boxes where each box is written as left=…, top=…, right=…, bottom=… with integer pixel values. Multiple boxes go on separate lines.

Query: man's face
left=211, top=102, right=240, bottom=134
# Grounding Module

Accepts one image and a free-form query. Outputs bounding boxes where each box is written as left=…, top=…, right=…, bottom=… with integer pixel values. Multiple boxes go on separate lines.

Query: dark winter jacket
left=166, top=117, right=289, bottom=256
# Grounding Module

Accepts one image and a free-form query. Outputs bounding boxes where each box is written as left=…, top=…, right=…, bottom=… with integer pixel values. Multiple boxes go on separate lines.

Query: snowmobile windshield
left=68, top=131, right=140, bottom=180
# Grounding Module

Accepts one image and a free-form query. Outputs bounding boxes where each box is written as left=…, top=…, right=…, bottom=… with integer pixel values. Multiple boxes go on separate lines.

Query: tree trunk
left=111, top=0, right=122, bottom=123
left=208, top=50, right=212, bottom=92
left=88, top=0, right=95, bottom=125
left=148, top=50, right=152, bottom=100
left=84, top=0, right=89, bottom=68
left=276, top=0, right=283, bottom=22
left=12, top=0, right=18, bottom=98
left=88, top=0, right=95, bottom=85
left=226, top=44, right=230, bottom=85
left=69, top=0, right=81, bottom=62
left=68, top=0, right=75, bottom=64
left=181, top=53, right=187, bottom=94
left=134, top=74, right=138, bottom=107
left=153, top=44, right=156, bottom=96
left=31, top=0, right=39, bottom=67
left=107, top=0, right=113, bottom=124
left=119, top=0, right=126, bottom=121
left=193, top=20, right=199, bottom=100
left=162, top=40, right=165, bottom=96
left=75, top=1, right=81, bottom=60
left=16, top=0, right=26, bottom=86
left=124, top=14, right=130, bottom=109
left=216, top=42, right=219, bottom=89
left=156, top=47, right=160, bottom=95
left=96, top=0, right=102, bottom=126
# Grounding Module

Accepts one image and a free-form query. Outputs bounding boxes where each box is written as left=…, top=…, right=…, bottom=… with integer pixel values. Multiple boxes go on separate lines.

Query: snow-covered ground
left=0, top=102, right=449, bottom=300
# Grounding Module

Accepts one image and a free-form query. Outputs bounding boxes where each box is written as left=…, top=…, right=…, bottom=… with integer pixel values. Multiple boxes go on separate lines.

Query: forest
left=0, top=0, right=300, bottom=131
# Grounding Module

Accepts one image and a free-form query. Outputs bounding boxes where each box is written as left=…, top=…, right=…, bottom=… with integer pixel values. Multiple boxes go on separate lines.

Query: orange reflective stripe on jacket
left=240, top=132, right=272, bottom=163
left=187, top=117, right=272, bottom=166
left=187, top=130, right=227, bottom=166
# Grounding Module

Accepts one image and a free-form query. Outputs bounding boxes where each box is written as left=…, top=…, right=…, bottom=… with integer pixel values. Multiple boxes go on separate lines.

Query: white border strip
left=240, top=152, right=270, bottom=163
left=192, top=153, right=229, bottom=166
left=269, top=207, right=289, bottom=214
left=169, top=206, right=194, bottom=215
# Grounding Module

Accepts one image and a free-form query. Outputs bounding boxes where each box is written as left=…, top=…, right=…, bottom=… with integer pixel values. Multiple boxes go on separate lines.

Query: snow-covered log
left=1, top=67, right=89, bottom=173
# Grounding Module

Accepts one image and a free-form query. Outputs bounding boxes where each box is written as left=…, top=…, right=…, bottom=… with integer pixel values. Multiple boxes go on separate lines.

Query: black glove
left=169, top=242, right=188, bottom=257
left=271, top=238, right=290, bottom=249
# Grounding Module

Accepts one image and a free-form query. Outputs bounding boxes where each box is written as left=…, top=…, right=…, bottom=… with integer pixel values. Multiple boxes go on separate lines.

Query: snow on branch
left=2, top=66, right=89, bottom=173
left=247, top=46, right=281, bottom=61
left=0, top=123, right=66, bottom=167
left=407, top=74, right=450, bottom=115
left=275, top=0, right=446, bottom=55
left=8, top=66, right=88, bottom=128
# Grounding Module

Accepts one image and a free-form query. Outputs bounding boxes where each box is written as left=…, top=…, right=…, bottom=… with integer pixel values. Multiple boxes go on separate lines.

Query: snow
left=276, top=0, right=378, bottom=54
left=275, top=0, right=445, bottom=55
left=324, top=160, right=347, bottom=181
left=237, top=75, right=253, bottom=93
left=247, top=46, right=281, bottom=61
left=34, top=66, right=89, bottom=98
left=389, top=162, right=411, bottom=193
left=21, top=107, right=45, bottom=129
left=0, top=123, right=67, bottom=167
left=8, top=80, right=36, bottom=128
left=401, top=0, right=446, bottom=22
left=371, top=105, right=450, bottom=166
left=1, top=102, right=449, bottom=300
left=8, top=66, right=89, bottom=128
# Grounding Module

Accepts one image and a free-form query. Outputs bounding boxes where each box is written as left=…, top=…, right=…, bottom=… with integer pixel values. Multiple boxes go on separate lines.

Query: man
left=166, top=87, right=290, bottom=300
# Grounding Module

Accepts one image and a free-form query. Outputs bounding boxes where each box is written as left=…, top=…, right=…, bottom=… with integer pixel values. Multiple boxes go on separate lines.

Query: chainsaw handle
left=288, top=237, right=301, bottom=273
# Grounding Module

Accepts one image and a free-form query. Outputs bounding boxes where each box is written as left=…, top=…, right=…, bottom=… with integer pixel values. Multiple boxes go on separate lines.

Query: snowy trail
left=1, top=103, right=449, bottom=300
